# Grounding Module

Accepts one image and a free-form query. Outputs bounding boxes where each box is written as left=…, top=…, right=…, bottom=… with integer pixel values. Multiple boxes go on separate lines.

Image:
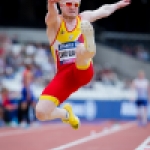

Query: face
left=59, top=0, right=80, bottom=19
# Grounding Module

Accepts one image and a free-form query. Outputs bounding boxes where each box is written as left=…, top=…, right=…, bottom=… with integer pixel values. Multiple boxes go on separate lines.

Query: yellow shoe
left=62, top=103, right=80, bottom=130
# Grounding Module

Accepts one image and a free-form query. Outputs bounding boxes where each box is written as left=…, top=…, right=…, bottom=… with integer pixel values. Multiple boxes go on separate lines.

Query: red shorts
left=39, top=63, right=94, bottom=106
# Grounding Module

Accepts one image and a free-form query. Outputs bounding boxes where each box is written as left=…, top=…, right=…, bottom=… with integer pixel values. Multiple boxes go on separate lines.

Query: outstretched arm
left=45, top=0, right=60, bottom=26
left=80, top=0, right=130, bottom=22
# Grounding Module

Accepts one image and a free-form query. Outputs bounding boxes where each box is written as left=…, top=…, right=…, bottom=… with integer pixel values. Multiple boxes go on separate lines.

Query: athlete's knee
left=76, top=44, right=95, bottom=67
left=35, top=100, right=56, bottom=121
left=35, top=103, right=47, bottom=121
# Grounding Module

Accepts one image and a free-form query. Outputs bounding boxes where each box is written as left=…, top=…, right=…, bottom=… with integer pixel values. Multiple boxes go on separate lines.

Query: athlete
left=35, top=0, right=130, bottom=129
left=132, top=70, right=150, bottom=126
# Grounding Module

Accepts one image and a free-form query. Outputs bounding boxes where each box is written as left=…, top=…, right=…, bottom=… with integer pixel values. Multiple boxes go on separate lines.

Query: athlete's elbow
left=101, top=4, right=114, bottom=17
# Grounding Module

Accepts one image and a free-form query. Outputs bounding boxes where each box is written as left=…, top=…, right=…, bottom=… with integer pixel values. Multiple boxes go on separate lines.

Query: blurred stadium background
left=0, top=0, right=150, bottom=150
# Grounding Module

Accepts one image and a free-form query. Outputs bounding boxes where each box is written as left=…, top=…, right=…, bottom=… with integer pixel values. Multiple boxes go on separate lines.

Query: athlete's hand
left=47, top=0, right=60, bottom=11
left=117, top=0, right=131, bottom=9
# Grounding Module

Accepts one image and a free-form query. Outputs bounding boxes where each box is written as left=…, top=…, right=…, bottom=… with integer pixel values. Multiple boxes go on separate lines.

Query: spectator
left=18, top=65, right=37, bottom=128
left=1, top=87, right=18, bottom=127
left=132, top=70, right=150, bottom=126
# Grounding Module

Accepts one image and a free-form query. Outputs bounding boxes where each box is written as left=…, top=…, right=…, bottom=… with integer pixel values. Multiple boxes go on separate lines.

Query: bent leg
left=76, top=20, right=96, bottom=69
left=35, top=69, right=80, bottom=129
left=35, top=100, right=67, bottom=121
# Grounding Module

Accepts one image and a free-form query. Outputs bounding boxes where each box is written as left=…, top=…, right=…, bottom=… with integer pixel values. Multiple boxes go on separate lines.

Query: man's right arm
left=45, top=0, right=60, bottom=26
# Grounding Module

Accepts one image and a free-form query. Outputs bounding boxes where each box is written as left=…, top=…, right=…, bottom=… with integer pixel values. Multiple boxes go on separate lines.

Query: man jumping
left=35, top=0, right=130, bottom=129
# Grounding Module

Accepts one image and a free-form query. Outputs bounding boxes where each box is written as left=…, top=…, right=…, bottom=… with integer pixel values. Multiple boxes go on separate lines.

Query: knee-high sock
left=48, top=107, right=68, bottom=120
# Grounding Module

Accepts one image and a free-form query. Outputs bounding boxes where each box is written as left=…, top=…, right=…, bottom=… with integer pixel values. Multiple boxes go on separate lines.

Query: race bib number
left=58, top=42, right=78, bottom=64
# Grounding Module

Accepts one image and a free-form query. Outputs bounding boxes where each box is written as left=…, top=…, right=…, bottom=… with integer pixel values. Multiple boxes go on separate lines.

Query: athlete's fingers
left=117, top=0, right=130, bottom=9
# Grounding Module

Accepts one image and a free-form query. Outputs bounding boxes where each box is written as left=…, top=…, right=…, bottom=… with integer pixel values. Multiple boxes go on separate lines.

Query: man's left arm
left=80, top=0, right=130, bottom=22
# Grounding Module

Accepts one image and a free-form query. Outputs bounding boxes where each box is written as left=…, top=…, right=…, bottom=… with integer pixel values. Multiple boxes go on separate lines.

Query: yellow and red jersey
left=50, top=15, right=85, bottom=71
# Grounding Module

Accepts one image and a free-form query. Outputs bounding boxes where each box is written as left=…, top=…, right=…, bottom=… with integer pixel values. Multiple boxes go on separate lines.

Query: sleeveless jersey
left=50, top=16, right=84, bottom=71
left=133, top=78, right=149, bottom=99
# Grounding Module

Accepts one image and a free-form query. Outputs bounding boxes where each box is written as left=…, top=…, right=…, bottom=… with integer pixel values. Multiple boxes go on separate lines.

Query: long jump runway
left=0, top=121, right=149, bottom=150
